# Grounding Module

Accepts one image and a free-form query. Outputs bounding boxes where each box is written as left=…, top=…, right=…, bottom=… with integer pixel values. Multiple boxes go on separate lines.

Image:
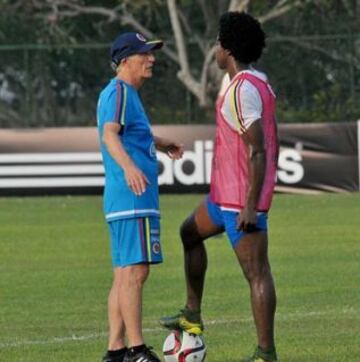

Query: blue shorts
left=206, top=197, right=268, bottom=248
left=107, top=216, right=163, bottom=268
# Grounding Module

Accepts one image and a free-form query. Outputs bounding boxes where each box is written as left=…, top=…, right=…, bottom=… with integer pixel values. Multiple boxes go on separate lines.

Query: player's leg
left=221, top=211, right=277, bottom=361
left=107, top=268, right=126, bottom=350
left=118, top=264, right=149, bottom=346
left=234, top=229, right=277, bottom=361
left=119, top=263, right=161, bottom=362
left=182, top=200, right=223, bottom=311
left=104, top=265, right=148, bottom=362
left=105, top=217, right=162, bottom=362
left=103, top=222, right=128, bottom=362
left=160, top=197, right=224, bottom=334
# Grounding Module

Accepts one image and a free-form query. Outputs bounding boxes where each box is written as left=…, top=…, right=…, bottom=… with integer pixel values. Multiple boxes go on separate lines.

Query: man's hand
left=124, top=162, right=149, bottom=196
left=165, top=141, right=184, bottom=159
left=237, top=206, right=258, bottom=232
left=154, top=136, right=184, bottom=159
left=237, top=119, right=265, bottom=233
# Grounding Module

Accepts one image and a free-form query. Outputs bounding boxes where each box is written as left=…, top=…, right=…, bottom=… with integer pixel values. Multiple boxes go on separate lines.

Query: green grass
left=0, top=193, right=359, bottom=361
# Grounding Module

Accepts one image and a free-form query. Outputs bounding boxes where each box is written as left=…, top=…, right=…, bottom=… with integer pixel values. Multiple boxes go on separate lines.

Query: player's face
left=215, top=41, right=228, bottom=70
left=129, top=52, right=156, bottom=79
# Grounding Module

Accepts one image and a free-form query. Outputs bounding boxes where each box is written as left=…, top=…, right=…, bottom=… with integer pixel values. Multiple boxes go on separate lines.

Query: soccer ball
left=163, top=330, right=207, bottom=362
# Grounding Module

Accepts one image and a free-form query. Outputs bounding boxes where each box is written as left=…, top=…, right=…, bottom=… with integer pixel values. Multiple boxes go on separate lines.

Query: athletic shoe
left=123, top=346, right=160, bottom=362
left=159, top=307, right=204, bottom=335
left=240, top=346, right=278, bottom=362
left=102, top=350, right=127, bottom=362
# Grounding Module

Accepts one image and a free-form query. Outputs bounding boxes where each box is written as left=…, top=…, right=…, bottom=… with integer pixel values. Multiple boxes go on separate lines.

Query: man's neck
left=116, top=71, right=143, bottom=89
left=228, top=60, right=250, bottom=79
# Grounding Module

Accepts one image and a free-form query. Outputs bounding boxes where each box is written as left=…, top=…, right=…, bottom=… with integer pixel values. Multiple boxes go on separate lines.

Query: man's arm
left=237, top=119, right=266, bottom=232
left=102, top=122, right=149, bottom=196
left=153, top=135, right=184, bottom=160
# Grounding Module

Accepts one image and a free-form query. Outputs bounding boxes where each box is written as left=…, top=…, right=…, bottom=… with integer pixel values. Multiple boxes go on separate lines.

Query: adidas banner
left=0, top=122, right=358, bottom=195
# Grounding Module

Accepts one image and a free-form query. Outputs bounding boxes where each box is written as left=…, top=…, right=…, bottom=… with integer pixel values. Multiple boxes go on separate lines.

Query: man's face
left=126, top=52, right=156, bottom=79
left=215, top=41, right=228, bottom=70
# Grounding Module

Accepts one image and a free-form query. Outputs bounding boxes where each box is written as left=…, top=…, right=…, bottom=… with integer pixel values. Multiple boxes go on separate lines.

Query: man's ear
left=111, top=61, right=118, bottom=71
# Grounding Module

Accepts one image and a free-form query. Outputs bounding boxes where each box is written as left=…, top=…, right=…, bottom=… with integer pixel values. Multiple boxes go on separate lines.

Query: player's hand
left=237, top=207, right=258, bottom=232
left=165, top=142, right=184, bottom=159
left=124, top=163, right=149, bottom=196
left=155, top=137, right=184, bottom=159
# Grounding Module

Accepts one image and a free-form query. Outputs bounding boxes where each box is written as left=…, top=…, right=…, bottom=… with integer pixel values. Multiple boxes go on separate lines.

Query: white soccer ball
left=163, top=330, right=207, bottom=362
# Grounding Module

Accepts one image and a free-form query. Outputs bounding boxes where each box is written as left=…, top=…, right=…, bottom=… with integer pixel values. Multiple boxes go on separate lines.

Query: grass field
left=0, top=193, right=359, bottom=362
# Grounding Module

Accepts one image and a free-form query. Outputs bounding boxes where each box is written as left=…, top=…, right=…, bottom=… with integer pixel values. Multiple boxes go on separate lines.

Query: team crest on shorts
left=136, top=33, right=147, bottom=42
left=152, top=242, right=161, bottom=254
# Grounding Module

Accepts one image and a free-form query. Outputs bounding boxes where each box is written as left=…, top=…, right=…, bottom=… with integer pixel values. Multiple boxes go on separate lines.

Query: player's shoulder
left=101, top=78, right=132, bottom=102
left=99, top=79, right=115, bottom=99
left=240, top=67, right=268, bottom=81
left=244, top=69, right=276, bottom=98
left=249, top=68, right=268, bottom=82
left=236, top=69, right=269, bottom=95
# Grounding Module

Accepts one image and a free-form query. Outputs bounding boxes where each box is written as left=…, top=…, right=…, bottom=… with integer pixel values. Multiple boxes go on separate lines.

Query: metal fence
left=0, top=34, right=359, bottom=128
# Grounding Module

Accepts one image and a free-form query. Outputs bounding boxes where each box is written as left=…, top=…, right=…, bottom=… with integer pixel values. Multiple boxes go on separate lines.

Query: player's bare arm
left=237, top=119, right=266, bottom=232
left=102, top=122, right=149, bottom=196
left=154, top=135, right=184, bottom=159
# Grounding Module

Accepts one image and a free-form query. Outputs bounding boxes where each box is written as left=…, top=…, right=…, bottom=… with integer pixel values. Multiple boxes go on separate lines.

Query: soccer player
left=97, top=32, right=183, bottom=362
left=160, top=12, right=279, bottom=362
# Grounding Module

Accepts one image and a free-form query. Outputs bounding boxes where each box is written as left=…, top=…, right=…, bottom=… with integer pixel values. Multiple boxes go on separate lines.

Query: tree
left=8, top=0, right=311, bottom=107
left=0, top=0, right=359, bottom=126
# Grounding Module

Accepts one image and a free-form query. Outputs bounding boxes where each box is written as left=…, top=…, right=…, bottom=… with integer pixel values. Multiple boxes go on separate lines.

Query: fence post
left=358, top=119, right=360, bottom=191
left=186, top=89, right=192, bottom=123
left=23, top=48, right=34, bottom=127
left=348, top=36, right=355, bottom=111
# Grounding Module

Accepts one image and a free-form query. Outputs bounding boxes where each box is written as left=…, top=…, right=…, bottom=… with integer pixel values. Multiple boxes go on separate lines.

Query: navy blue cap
left=111, top=32, right=163, bottom=65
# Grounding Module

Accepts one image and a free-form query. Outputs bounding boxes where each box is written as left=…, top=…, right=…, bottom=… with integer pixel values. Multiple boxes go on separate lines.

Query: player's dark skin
left=179, top=56, right=277, bottom=352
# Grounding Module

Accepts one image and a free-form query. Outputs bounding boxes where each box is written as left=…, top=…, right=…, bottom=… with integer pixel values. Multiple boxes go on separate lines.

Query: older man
left=97, top=32, right=183, bottom=362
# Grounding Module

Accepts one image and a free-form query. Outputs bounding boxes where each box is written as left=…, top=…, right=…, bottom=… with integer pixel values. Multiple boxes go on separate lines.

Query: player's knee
left=136, top=264, right=150, bottom=285
left=180, top=217, right=203, bottom=250
left=124, top=264, right=150, bottom=287
left=240, top=257, right=269, bottom=282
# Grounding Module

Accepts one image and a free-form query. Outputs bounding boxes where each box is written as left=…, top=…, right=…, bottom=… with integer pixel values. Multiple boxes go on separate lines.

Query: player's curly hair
left=218, top=11, right=265, bottom=64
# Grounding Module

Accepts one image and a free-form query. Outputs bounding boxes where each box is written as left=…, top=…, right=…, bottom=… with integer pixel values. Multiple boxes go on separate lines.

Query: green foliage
left=0, top=1, right=359, bottom=126
left=311, top=84, right=360, bottom=122
left=276, top=82, right=360, bottom=123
